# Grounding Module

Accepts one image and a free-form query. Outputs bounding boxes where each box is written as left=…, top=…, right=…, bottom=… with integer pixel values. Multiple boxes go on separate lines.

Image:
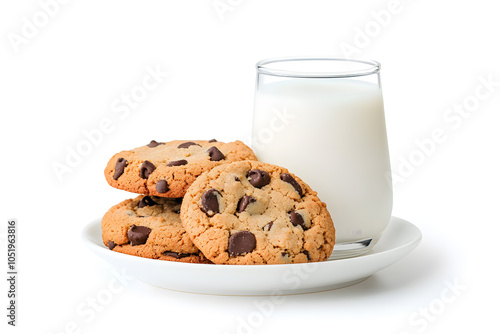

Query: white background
left=1, top=1, right=499, bottom=333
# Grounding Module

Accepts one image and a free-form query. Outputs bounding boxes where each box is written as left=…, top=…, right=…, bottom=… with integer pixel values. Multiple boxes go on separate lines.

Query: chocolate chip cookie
left=102, top=195, right=210, bottom=263
left=105, top=140, right=257, bottom=198
left=181, top=161, right=335, bottom=265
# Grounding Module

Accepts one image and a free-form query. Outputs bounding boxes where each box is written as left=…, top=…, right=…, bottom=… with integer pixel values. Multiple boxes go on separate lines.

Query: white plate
left=82, top=216, right=421, bottom=295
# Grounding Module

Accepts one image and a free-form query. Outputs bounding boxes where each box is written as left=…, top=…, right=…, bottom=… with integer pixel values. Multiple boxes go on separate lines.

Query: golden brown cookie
left=102, top=195, right=210, bottom=263
left=104, top=140, right=257, bottom=198
left=180, top=161, right=335, bottom=265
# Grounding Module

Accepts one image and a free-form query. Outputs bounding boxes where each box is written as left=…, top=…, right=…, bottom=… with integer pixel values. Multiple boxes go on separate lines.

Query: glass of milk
left=252, top=57, right=392, bottom=259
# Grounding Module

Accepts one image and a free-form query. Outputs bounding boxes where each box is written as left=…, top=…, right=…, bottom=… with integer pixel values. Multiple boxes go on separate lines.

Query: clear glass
left=252, top=57, right=393, bottom=259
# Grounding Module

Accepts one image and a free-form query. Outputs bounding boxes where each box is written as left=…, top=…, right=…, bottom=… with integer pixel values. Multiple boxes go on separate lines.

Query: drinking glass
left=252, top=57, right=392, bottom=258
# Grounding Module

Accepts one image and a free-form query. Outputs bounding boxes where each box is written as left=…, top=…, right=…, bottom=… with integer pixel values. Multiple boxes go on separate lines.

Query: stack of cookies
left=102, top=139, right=335, bottom=265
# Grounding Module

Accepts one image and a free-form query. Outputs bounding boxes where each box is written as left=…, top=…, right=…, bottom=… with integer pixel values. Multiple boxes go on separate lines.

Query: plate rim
left=82, top=216, right=422, bottom=269
left=82, top=216, right=422, bottom=294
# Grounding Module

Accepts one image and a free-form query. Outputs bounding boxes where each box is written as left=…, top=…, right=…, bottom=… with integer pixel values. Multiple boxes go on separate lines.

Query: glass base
left=329, top=236, right=380, bottom=260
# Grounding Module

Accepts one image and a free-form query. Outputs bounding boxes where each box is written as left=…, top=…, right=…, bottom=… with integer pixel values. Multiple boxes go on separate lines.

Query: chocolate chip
left=140, top=160, right=156, bottom=179
left=247, top=169, right=271, bottom=188
left=167, top=159, right=188, bottom=167
left=228, top=231, right=256, bottom=256
left=282, top=252, right=289, bottom=257
left=207, top=146, right=225, bottom=161
left=156, top=180, right=169, bottom=194
left=235, top=177, right=240, bottom=181
left=263, top=222, right=274, bottom=231
left=237, top=195, right=256, bottom=213
left=178, top=141, right=201, bottom=149
left=280, top=173, right=303, bottom=196
left=289, top=211, right=308, bottom=230
left=162, top=251, right=190, bottom=259
left=208, top=139, right=217, bottom=142
left=147, top=140, right=163, bottom=148
left=127, top=225, right=151, bottom=246
left=303, top=250, right=310, bottom=260
left=108, top=241, right=117, bottom=250
left=113, top=158, right=128, bottom=180
left=201, top=189, right=221, bottom=216
left=138, top=196, right=158, bottom=208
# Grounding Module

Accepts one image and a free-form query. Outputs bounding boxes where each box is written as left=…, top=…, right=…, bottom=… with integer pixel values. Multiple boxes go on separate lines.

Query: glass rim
left=256, top=57, right=381, bottom=78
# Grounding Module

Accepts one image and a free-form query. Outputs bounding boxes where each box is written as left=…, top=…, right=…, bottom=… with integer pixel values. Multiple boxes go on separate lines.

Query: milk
left=252, top=79, right=392, bottom=244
